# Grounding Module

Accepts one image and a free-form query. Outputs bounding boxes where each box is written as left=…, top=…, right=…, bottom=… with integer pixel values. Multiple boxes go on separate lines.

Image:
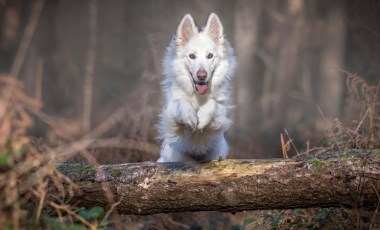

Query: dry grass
left=282, top=72, right=380, bottom=156
left=342, top=72, right=380, bottom=149
left=0, top=1, right=158, bottom=227
left=0, top=75, right=105, bottom=229
left=315, top=72, right=380, bottom=152
left=276, top=72, right=380, bottom=230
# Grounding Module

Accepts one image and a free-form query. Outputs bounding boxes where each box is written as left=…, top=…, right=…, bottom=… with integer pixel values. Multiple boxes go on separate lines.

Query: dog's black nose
left=197, top=70, right=207, bottom=81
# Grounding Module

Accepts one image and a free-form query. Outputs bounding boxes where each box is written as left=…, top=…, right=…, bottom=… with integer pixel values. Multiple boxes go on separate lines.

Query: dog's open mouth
left=194, top=81, right=209, bottom=95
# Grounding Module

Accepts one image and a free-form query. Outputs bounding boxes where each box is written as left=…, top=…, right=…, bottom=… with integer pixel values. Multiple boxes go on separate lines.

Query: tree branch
left=57, top=152, right=380, bottom=215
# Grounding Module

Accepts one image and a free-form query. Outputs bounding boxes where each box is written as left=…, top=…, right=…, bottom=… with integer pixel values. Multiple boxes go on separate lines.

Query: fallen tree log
left=57, top=152, right=380, bottom=215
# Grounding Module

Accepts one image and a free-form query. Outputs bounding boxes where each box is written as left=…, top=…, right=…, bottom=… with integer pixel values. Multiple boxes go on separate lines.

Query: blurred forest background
left=0, top=0, right=379, bottom=162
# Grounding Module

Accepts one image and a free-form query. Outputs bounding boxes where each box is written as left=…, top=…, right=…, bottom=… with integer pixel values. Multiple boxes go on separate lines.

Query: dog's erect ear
left=176, top=14, right=198, bottom=46
left=204, top=13, right=224, bottom=44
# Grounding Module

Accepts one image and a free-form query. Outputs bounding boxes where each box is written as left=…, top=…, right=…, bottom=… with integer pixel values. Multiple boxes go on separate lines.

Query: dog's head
left=175, top=13, right=225, bottom=96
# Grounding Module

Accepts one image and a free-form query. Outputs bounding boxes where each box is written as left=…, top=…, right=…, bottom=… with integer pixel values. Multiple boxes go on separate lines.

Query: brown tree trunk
left=233, top=0, right=262, bottom=135
left=57, top=152, right=380, bottom=215
left=316, top=1, right=346, bottom=129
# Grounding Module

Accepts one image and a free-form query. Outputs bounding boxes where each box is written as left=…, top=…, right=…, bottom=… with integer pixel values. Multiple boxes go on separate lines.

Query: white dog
left=157, top=13, right=236, bottom=162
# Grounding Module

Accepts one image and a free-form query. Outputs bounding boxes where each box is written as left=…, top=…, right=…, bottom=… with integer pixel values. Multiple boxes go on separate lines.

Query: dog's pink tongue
left=196, top=84, right=208, bottom=95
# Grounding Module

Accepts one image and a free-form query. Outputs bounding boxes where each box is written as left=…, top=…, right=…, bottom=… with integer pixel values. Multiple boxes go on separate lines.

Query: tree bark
left=57, top=152, right=380, bottom=215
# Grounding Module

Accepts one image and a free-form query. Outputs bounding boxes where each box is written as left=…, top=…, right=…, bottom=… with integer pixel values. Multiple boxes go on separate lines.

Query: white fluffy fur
left=157, top=13, right=236, bottom=162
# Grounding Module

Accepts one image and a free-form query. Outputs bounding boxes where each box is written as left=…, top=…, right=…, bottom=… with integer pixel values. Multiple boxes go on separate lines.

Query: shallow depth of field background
left=0, top=0, right=379, bottom=162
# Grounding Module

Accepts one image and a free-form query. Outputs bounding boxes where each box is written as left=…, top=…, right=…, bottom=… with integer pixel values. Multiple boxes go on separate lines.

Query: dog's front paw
left=208, top=116, right=231, bottom=130
left=182, top=111, right=198, bottom=130
left=196, top=99, right=217, bottom=130
left=207, top=119, right=222, bottom=130
left=168, top=100, right=198, bottom=130
left=197, top=114, right=211, bottom=130
left=175, top=102, right=198, bottom=130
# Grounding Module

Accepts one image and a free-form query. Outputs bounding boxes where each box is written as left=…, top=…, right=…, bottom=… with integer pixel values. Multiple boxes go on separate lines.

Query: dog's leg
left=204, top=134, right=228, bottom=161
left=197, top=99, right=216, bottom=130
left=208, top=103, right=232, bottom=131
left=217, top=135, right=229, bottom=159
left=167, top=99, right=197, bottom=130
left=158, top=141, right=185, bottom=162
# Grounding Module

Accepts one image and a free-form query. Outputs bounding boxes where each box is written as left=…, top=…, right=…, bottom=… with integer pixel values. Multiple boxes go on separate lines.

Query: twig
left=355, top=108, right=370, bottom=133
left=82, top=0, right=98, bottom=132
left=369, top=183, right=380, bottom=230
left=49, top=202, right=95, bottom=229
left=13, top=107, right=127, bottom=227
left=0, top=0, right=45, bottom=126
left=35, top=180, right=48, bottom=222
left=34, top=57, right=44, bottom=102
left=280, top=133, right=288, bottom=159
left=9, top=172, right=21, bottom=230
left=53, top=106, right=128, bottom=162
left=101, top=196, right=122, bottom=226
left=10, top=0, right=45, bottom=78
left=22, top=105, right=127, bottom=226
left=284, top=128, right=300, bottom=155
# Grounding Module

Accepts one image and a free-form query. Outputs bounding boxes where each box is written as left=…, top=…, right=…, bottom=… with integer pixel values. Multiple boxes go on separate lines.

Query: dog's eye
left=189, top=54, right=196, bottom=59
left=207, top=53, right=213, bottom=59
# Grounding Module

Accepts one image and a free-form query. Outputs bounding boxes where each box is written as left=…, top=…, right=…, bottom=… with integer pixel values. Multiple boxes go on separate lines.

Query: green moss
left=68, top=163, right=83, bottom=168
left=355, top=158, right=364, bottom=167
left=325, top=158, right=334, bottom=166
left=336, top=154, right=368, bottom=167
left=345, top=148, right=361, bottom=153
left=307, top=158, right=325, bottom=172
left=108, top=167, right=123, bottom=177
left=56, top=163, right=97, bottom=178
left=340, top=156, right=350, bottom=164
left=68, top=170, right=81, bottom=178
left=80, top=164, right=96, bottom=177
